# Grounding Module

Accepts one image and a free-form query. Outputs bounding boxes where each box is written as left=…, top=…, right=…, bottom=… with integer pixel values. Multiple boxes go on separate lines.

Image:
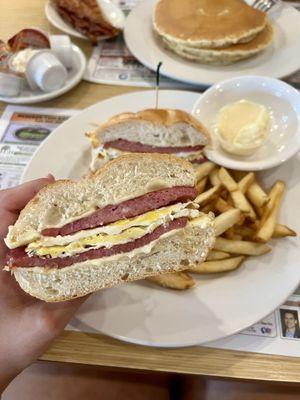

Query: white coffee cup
left=26, top=50, right=67, bottom=92
left=49, top=35, right=72, bottom=69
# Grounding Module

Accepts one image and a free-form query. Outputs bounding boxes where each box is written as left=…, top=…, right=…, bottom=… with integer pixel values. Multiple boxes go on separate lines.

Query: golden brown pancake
left=153, top=0, right=267, bottom=49
left=162, top=23, right=274, bottom=65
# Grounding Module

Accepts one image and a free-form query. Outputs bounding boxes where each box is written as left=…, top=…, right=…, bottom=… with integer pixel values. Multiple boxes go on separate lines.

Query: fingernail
left=46, top=173, right=55, bottom=180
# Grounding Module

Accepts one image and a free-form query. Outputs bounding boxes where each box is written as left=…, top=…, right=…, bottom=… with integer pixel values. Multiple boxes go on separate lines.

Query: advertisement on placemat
left=0, top=106, right=77, bottom=188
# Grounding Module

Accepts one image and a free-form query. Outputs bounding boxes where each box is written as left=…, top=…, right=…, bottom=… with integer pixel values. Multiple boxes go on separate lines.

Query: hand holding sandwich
left=0, top=177, right=86, bottom=394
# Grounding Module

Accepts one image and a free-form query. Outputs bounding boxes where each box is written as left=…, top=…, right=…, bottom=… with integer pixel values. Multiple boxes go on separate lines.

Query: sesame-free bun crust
left=93, top=108, right=210, bottom=148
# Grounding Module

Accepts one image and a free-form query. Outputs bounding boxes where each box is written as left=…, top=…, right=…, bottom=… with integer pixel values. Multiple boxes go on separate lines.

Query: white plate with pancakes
left=22, top=90, right=300, bottom=347
left=124, top=0, right=300, bottom=86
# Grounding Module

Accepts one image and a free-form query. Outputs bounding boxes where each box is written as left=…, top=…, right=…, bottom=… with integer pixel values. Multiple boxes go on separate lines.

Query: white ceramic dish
left=124, top=0, right=300, bottom=86
left=45, top=0, right=114, bottom=41
left=192, top=76, right=300, bottom=171
left=22, top=90, right=300, bottom=347
left=0, top=44, right=86, bottom=104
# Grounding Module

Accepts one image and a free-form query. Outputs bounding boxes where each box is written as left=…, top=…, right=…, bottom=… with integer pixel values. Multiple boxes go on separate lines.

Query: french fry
left=261, top=181, right=285, bottom=221
left=189, top=256, right=245, bottom=274
left=201, top=203, right=215, bottom=214
left=214, top=237, right=271, bottom=256
left=236, top=213, right=246, bottom=226
left=194, top=186, right=219, bottom=206
left=224, top=227, right=235, bottom=239
left=255, top=206, right=264, bottom=218
left=215, top=209, right=241, bottom=236
left=232, top=234, right=243, bottom=240
left=238, top=172, right=255, bottom=194
left=196, top=177, right=207, bottom=195
left=214, top=197, right=234, bottom=213
left=247, top=181, right=269, bottom=208
left=209, top=168, right=221, bottom=187
left=273, top=224, right=297, bottom=238
left=195, top=161, right=216, bottom=182
left=219, top=167, right=238, bottom=192
left=256, top=181, right=285, bottom=242
left=234, top=225, right=255, bottom=240
left=206, top=250, right=231, bottom=260
left=219, top=168, right=255, bottom=217
left=232, top=170, right=247, bottom=181
left=232, top=191, right=256, bottom=220
left=227, top=195, right=234, bottom=207
left=147, top=272, right=195, bottom=290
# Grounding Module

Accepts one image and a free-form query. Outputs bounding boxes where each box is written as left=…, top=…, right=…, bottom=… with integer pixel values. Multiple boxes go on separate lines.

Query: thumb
left=0, top=175, right=55, bottom=213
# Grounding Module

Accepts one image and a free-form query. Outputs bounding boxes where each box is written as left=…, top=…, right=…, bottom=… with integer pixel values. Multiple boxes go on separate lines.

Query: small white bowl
left=49, top=35, right=72, bottom=68
left=192, top=76, right=300, bottom=171
left=26, top=50, right=67, bottom=92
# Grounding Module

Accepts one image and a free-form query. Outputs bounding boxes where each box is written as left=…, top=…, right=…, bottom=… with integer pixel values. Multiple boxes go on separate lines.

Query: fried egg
left=26, top=202, right=201, bottom=258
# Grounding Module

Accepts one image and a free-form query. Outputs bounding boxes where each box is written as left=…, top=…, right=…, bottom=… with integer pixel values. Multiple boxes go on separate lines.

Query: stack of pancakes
left=153, top=0, right=273, bottom=64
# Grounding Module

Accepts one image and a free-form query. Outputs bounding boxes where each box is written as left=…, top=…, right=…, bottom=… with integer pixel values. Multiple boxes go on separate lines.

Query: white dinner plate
left=0, top=45, right=86, bottom=104
left=45, top=0, right=109, bottom=41
left=22, top=90, right=300, bottom=347
left=124, top=0, right=300, bottom=86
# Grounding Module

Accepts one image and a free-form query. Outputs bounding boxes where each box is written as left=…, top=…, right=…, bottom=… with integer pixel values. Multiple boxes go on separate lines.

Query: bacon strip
left=42, top=186, right=196, bottom=237
left=54, top=6, right=119, bottom=44
left=7, top=217, right=187, bottom=269
left=104, top=139, right=204, bottom=154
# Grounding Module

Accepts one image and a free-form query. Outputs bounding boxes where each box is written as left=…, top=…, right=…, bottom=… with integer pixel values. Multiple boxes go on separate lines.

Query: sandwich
left=51, top=0, right=124, bottom=43
left=153, top=0, right=272, bottom=64
left=87, top=108, right=210, bottom=172
left=4, top=154, right=215, bottom=302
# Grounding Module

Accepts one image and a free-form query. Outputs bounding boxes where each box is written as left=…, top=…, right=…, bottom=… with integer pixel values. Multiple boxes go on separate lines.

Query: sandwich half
left=4, top=154, right=215, bottom=302
left=87, top=108, right=210, bottom=171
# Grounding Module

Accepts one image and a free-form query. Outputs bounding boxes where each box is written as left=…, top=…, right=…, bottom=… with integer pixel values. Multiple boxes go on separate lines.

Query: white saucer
left=192, top=76, right=300, bottom=171
left=124, top=0, right=300, bottom=86
left=0, top=44, right=86, bottom=104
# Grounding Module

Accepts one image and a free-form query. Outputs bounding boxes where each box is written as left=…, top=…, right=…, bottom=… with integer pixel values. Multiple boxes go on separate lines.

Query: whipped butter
left=9, top=48, right=40, bottom=74
left=215, top=100, right=270, bottom=156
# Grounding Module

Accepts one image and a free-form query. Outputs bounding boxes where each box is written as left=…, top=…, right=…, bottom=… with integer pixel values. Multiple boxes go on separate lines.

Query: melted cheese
left=26, top=202, right=200, bottom=258
left=90, top=146, right=125, bottom=171
left=90, top=146, right=205, bottom=172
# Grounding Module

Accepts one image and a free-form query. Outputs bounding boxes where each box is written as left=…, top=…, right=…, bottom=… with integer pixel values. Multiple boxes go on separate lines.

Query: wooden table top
left=2, top=0, right=300, bottom=383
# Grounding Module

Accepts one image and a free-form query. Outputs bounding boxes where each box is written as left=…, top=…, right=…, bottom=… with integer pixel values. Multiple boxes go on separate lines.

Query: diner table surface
left=1, top=0, right=300, bottom=384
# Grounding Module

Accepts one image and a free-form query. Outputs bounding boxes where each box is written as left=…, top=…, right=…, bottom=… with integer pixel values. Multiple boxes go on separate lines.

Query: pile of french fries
left=148, top=161, right=296, bottom=290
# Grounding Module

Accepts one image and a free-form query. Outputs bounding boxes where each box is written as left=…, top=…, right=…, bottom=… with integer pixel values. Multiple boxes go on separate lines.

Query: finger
left=39, top=295, right=89, bottom=334
left=0, top=176, right=54, bottom=213
left=0, top=176, right=55, bottom=264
